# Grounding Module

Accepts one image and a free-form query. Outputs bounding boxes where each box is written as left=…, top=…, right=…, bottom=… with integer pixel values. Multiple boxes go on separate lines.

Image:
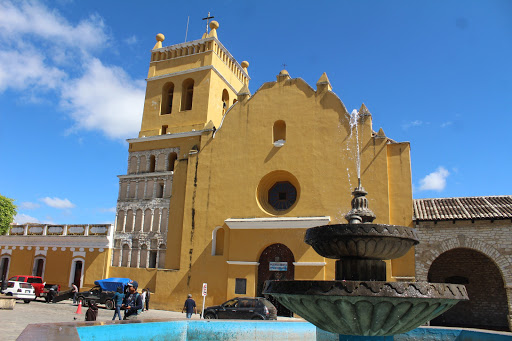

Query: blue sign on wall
left=269, top=262, right=288, bottom=271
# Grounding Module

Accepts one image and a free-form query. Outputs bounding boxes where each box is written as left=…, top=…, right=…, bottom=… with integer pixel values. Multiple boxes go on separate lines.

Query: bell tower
left=139, top=20, right=250, bottom=137
left=112, top=20, right=250, bottom=271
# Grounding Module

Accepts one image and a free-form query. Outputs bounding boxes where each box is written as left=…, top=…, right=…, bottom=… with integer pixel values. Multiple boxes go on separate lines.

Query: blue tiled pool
left=76, top=320, right=512, bottom=341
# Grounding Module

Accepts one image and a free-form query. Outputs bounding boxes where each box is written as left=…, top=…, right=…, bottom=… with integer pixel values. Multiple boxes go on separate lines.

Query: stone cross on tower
left=202, top=12, right=215, bottom=35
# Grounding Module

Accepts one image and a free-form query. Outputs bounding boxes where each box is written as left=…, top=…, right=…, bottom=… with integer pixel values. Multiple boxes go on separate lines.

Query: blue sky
left=1, top=0, right=511, bottom=225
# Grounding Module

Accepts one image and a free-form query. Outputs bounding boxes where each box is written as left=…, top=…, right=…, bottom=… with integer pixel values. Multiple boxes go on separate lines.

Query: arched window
left=181, top=78, right=194, bottom=111
left=149, top=155, right=156, bottom=172
left=273, top=120, right=286, bottom=147
left=222, top=89, right=229, bottom=114
left=116, top=211, right=125, bottom=232
left=129, top=156, right=137, bottom=174
left=143, top=208, right=152, bottom=232
left=32, top=257, right=46, bottom=278
left=168, top=152, right=177, bottom=171
left=162, top=82, right=174, bottom=115
left=134, top=209, right=143, bottom=232
left=126, top=210, right=134, bottom=232
left=139, top=155, right=147, bottom=173
left=140, top=245, right=148, bottom=268
left=158, top=244, right=166, bottom=268
left=212, top=227, right=225, bottom=256
left=121, top=244, right=130, bottom=267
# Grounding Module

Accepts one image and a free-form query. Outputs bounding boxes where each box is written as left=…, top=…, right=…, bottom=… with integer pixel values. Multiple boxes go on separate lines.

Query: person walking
left=112, top=286, right=125, bottom=321
left=122, top=281, right=143, bottom=320
left=72, top=283, right=79, bottom=305
left=181, top=294, right=197, bottom=319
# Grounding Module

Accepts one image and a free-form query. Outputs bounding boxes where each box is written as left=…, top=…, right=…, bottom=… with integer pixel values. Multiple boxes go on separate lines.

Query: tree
left=0, top=194, right=17, bottom=235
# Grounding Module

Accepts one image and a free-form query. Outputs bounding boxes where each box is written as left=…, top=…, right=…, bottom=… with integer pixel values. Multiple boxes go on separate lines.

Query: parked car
left=2, top=281, right=36, bottom=303
left=203, top=297, right=277, bottom=320
left=7, top=275, right=60, bottom=298
left=76, top=278, right=132, bottom=309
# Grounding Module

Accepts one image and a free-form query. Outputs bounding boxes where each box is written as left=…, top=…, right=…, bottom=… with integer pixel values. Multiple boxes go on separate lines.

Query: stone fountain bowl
left=263, top=280, right=468, bottom=337
left=305, top=224, right=419, bottom=260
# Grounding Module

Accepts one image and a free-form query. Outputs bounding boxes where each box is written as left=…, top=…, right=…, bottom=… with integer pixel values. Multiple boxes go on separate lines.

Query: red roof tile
left=413, top=196, right=512, bottom=221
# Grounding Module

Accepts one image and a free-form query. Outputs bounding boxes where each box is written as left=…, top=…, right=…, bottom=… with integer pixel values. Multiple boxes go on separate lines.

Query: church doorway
left=428, top=248, right=509, bottom=331
left=257, top=243, right=294, bottom=317
left=70, top=259, right=84, bottom=288
left=0, top=256, right=10, bottom=281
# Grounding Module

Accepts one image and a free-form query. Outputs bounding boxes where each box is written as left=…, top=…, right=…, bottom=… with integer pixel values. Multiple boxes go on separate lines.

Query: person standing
left=145, top=288, right=150, bottom=311
left=181, top=294, right=197, bottom=319
left=72, top=283, right=79, bottom=305
left=122, top=281, right=142, bottom=320
left=141, top=289, right=147, bottom=312
left=112, top=286, right=125, bottom=321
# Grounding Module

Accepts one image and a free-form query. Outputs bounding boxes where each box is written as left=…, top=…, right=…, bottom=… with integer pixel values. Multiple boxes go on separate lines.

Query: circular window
left=268, top=182, right=297, bottom=211
left=257, top=171, right=300, bottom=215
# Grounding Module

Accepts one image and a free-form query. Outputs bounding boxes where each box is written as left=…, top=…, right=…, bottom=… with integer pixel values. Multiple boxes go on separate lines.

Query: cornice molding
left=0, top=235, right=113, bottom=249
left=225, top=216, right=331, bottom=230
left=127, top=129, right=213, bottom=144
left=226, top=261, right=259, bottom=266
left=293, top=262, right=326, bottom=267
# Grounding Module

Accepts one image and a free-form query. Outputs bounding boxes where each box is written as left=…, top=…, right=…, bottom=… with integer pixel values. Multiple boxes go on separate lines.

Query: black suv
left=203, top=297, right=277, bottom=320
left=76, top=285, right=116, bottom=309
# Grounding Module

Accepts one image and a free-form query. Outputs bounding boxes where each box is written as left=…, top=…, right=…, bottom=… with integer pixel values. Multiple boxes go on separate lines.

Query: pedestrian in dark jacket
left=122, top=281, right=143, bottom=320
left=85, top=300, right=99, bottom=321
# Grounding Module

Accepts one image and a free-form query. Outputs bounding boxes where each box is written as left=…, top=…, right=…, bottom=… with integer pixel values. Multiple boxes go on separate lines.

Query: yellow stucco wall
left=0, top=247, right=111, bottom=290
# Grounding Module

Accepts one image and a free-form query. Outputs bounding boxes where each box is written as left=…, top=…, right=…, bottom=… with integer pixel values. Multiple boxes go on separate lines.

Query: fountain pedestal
left=263, top=183, right=468, bottom=338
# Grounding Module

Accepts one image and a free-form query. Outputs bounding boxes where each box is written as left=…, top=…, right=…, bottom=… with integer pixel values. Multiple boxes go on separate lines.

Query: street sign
left=201, top=283, right=207, bottom=319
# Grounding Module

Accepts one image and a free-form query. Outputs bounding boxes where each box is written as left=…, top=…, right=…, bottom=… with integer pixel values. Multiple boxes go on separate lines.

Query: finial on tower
left=153, top=33, right=165, bottom=50
left=208, top=20, right=219, bottom=38
left=316, top=72, right=332, bottom=92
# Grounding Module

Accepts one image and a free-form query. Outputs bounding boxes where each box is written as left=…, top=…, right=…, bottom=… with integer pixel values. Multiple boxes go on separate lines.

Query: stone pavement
left=0, top=299, right=197, bottom=340
left=0, top=298, right=299, bottom=340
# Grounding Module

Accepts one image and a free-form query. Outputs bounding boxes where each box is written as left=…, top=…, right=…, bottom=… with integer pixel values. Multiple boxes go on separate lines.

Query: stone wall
left=414, top=219, right=512, bottom=331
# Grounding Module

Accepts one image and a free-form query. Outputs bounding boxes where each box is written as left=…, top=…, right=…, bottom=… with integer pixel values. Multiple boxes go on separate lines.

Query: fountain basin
left=305, top=224, right=419, bottom=260
left=263, top=280, right=468, bottom=336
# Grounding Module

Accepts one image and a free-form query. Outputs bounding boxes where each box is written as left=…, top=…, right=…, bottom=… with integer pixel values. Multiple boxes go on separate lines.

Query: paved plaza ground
left=0, top=298, right=299, bottom=340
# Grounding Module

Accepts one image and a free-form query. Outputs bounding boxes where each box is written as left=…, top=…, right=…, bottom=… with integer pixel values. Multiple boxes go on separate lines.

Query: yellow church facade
left=1, top=21, right=415, bottom=313
left=108, top=21, right=415, bottom=311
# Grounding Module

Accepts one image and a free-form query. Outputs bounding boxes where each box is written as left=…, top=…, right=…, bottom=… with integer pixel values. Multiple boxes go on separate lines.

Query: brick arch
left=417, top=236, right=512, bottom=285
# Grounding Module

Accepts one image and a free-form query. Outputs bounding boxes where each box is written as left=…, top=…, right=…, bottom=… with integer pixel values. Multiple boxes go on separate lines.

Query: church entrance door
left=257, top=243, right=294, bottom=317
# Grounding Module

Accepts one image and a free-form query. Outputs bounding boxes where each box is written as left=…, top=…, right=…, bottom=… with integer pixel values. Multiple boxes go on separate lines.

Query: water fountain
left=263, top=110, right=469, bottom=339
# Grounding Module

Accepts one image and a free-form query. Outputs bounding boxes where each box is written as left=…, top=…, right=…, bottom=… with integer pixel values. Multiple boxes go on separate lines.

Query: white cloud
left=441, top=121, right=453, bottom=128
left=402, top=120, right=425, bottom=130
left=0, top=2, right=144, bottom=140
left=14, top=213, right=40, bottom=224
left=60, top=58, right=145, bottom=139
left=419, top=167, right=450, bottom=191
left=124, top=35, right=137, bottom=45
left=0, top=1, right=108, bottom=51
left=40, top=197, right=75, bottom=209
left=0, top=48, right=66, bottom=92
left=20, top=202, right=40, bottom=209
